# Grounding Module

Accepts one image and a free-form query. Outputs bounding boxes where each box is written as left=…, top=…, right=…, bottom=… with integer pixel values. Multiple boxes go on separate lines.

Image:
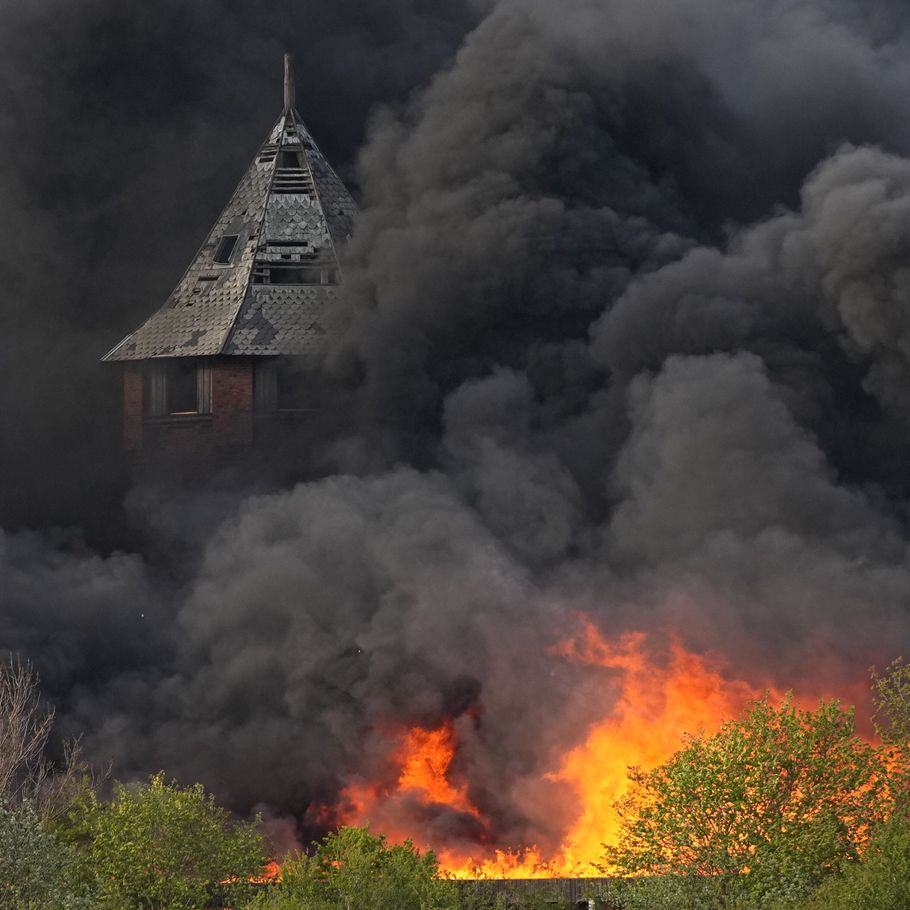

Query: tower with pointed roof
left=104, top=55, right=357, bottom=462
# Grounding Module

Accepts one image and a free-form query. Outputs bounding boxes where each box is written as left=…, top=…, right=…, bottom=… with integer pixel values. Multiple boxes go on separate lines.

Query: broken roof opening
left=278, top=149, right=301, bottom=169
left=213, top=235, right=239, bottom=264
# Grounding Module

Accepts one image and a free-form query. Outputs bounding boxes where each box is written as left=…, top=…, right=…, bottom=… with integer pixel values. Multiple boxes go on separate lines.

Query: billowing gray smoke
left=3, top=0, right=910, bottom=857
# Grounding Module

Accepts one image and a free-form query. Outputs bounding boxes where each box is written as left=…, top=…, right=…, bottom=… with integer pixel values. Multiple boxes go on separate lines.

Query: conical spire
left=103, top=59, right=357, bottom=363
left=284, top=53, right=295, bottom=112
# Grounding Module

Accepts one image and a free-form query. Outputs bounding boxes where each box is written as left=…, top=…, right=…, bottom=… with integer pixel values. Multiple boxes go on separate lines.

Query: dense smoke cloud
left=3, top=0, right=910, bottom=857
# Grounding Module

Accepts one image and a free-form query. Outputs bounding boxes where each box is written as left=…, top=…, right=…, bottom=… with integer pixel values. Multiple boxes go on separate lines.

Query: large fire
left=335, top=617, right=835, bottom=878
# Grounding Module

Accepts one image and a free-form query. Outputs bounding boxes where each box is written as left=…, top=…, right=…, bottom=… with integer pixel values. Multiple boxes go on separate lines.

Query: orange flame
left=339, top=717, right=479, bottom=834
left=251, top=861, right=282, bottom=883
left=397, top=723, right=478, bottom=815
left=338, top=618, right=816, bottom=878
left=541, top=621, right=784, bottom=875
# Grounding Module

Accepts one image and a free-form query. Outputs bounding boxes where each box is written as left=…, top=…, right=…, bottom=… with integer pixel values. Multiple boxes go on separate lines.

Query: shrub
left=69, top=771, right=266, bottom=910
left=603, top=696, right=888, bottom=908
left=247, top=826, right=457, bottom=910
left=792, top=813, right=910, bottom=910
left=0, top=801, right=89, bottom=909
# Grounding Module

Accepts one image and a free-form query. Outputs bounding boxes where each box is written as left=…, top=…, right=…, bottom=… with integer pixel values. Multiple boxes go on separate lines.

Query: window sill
left=146, top=414, right=213, bottom=424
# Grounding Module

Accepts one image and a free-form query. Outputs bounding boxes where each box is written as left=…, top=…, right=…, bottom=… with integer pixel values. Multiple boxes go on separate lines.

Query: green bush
left=872, top=659, right=910, bottom=749
left=247, top=826, right=457, bottom=910
left=792, top=813, right=910, bottom=910
left=64, top=771, right=266, bottom=910
left=0, top=802, right=89, bottom=909
left=604, top=696, right=889, bottom=908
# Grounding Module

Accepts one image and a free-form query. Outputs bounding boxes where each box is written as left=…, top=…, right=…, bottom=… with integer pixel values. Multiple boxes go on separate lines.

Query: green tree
left=603, top=696, right=888, bottom=908
left=872, top=657, right=910, bottom=807
left=70, top=771, right=265, bottom=910
left=248, top=826, right=457, bottom=910
left=0, top=801, right=89, bottom=909
left=872, top=658, right=910, bottom=748
left=793, top=813, right=910, bottom=910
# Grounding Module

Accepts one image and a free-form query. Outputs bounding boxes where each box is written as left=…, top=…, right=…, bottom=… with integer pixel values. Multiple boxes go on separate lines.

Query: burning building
left=23, top=4, right=906, bottom=885
left=102, top=55, right=357, bottom=463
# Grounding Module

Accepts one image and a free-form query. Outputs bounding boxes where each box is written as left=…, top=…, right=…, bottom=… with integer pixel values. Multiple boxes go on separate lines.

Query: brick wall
left=212, top=359, right=255, bottom=448
left=122, top=358, right=258, bottom=464
left=146, top=417, right=215, bottom=460
left=123, top=368, right=144, bottom=452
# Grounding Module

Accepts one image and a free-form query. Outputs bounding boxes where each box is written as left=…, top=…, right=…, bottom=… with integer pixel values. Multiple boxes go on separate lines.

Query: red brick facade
left=122, top=358, right=257, bottom=463
left=212, top=360, right=255, bottom=448
left=123, top=368, right=144, bottom=452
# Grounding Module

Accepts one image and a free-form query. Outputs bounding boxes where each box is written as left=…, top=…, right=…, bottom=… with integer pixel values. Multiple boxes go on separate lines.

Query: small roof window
left=213, top=234, right=239, bottom=264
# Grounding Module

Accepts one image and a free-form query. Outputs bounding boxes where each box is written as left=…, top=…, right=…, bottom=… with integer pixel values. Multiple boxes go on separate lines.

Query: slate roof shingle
left=103, top=105, right=357, bottom=363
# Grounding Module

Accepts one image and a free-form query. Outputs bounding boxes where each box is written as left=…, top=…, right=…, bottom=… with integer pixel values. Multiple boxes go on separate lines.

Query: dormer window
left=213, top=234, right=239, bottom=264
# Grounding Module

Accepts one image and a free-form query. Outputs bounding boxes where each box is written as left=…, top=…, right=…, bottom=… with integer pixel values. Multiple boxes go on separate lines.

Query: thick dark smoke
left=4, top=0, right=910, bottom=858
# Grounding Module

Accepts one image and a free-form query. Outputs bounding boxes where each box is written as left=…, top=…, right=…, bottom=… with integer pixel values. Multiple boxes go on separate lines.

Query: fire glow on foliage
left=337, top=616, right=785, bottom=878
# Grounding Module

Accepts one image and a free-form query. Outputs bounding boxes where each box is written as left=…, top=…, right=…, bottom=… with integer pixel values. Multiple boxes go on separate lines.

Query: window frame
left=145, top=360, right=212, bottom=418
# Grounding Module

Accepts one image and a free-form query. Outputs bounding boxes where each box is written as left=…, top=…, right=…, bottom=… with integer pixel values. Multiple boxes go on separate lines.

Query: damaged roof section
left=103, top=59, right=358, bottom=363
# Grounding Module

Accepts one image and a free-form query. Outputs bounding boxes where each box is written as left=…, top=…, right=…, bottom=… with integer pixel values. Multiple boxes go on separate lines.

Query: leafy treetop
left=66, top=771, right=265, bottom=910
left=603, top=695, right=889, bottom=907
left=249, top=825, right=457, bottom=910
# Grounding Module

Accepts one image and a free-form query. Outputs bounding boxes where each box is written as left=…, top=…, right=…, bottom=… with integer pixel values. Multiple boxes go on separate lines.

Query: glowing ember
left=339, top=618, right=789, bottom=878
left=252, top=861, right=282, bottom=883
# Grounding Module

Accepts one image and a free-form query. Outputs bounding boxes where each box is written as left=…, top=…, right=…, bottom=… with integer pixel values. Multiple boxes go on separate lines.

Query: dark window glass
left=167, top=361, right=198, bottom=413
left=213, top=235, right=239, bottom=264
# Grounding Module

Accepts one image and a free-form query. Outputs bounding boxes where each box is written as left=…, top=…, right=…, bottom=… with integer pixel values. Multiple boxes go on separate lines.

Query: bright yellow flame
left=338, top=619, right=812, bottom=878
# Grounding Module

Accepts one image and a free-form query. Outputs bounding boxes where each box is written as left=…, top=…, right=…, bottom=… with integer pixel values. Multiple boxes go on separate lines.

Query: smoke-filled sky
left=4, top=0, right=910, bottom=857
